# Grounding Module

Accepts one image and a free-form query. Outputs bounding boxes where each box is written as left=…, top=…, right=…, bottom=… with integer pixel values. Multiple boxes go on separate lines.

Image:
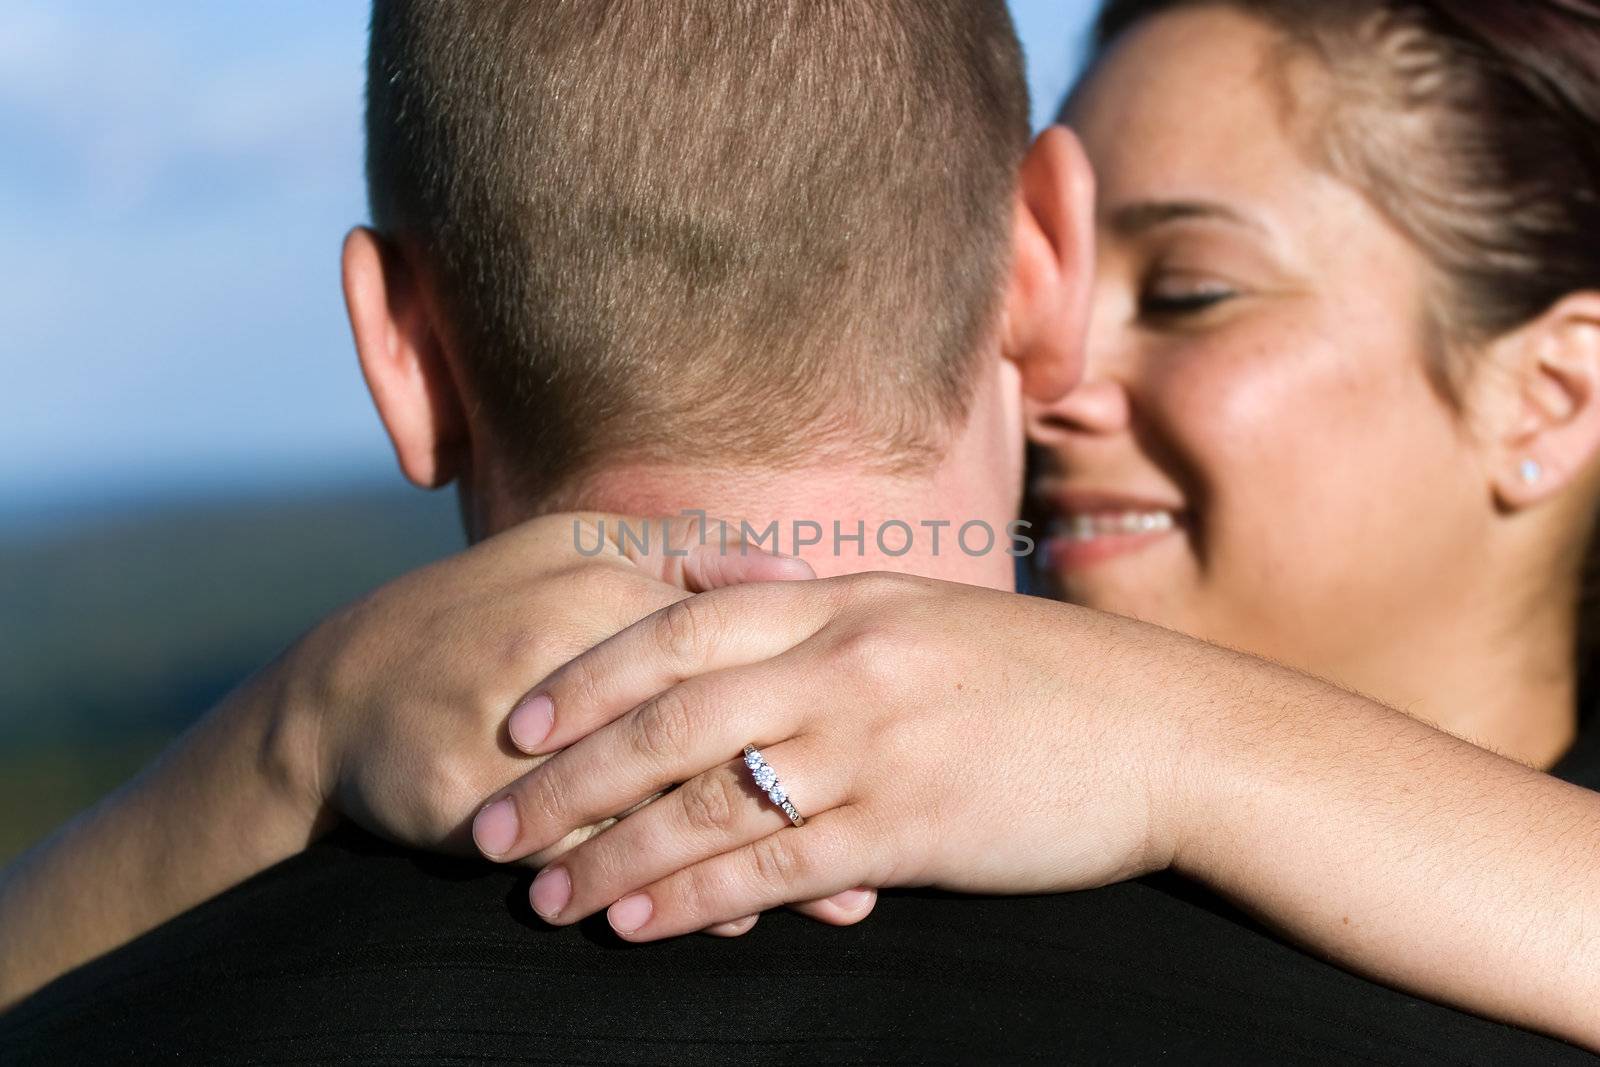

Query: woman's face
left=1029, top=6, right=1494, bottom=680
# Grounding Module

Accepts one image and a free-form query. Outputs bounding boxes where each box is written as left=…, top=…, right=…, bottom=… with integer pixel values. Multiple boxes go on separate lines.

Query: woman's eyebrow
left=1104, top=199, right=1264, bottom=236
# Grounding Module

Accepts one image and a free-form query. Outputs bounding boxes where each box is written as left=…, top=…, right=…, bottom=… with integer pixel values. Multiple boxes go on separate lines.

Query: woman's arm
left=1175, top=655, right=1600, bottom=1048
left=0, top=658, right=324, bottom=1010
left=0, top=513, right=815, bottom=1009
left=472, top=572, right=1600, bottom=1051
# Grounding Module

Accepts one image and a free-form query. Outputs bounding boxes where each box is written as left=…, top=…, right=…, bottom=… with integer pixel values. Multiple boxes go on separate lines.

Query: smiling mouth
left=1050, top=508, right=1180, bottom=542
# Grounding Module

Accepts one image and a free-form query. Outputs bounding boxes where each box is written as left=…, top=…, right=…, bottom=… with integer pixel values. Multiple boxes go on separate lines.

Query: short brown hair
left=366, top=1, right=1029, bottom=499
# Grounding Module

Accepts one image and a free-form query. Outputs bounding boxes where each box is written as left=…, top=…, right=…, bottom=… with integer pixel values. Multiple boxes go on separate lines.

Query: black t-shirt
left=5, top=730, right=1598, bottom=1065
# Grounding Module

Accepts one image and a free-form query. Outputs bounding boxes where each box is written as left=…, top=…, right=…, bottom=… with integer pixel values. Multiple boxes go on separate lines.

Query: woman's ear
left=999, top=125, right=1096, bottom=405
left=342, top=226, right=469, bottom=490
left=1487, top=292, right=1600, bottom=510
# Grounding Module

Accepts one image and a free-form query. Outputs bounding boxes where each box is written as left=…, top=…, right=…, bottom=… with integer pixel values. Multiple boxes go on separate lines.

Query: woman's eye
left=1138, top=280, right=1237, bottom=318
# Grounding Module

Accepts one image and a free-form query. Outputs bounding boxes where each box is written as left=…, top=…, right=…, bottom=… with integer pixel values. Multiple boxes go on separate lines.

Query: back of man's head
left=366, top=0, right=1029, bottom=501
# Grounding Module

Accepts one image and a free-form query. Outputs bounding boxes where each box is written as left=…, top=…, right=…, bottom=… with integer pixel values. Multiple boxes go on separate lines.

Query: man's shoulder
left=3, top=825, right=1588, bottom=1065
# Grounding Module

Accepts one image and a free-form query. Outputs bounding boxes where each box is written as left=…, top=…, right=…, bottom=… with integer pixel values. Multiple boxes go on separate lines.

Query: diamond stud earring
left=1519, top=458, right=1543, bottom=484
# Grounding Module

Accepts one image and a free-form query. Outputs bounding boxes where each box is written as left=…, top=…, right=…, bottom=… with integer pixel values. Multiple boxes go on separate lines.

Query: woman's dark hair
left=1089, top=0, right=1600, bottom=695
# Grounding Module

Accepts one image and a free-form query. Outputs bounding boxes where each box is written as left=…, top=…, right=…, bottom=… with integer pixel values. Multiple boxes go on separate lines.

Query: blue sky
left=0, top=1, right=1098, bottom=512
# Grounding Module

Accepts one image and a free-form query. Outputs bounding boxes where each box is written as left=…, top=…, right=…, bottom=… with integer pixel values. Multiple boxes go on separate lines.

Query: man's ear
left=1485, top=292, right=1600, bottom=510
left=999, top=125, right=1095, bottom=405
left=342, top=226, right=468, bottom=489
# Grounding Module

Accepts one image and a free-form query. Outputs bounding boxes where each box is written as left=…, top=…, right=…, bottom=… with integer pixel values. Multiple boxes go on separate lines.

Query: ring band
left=743, top=745, right=805, bottom=827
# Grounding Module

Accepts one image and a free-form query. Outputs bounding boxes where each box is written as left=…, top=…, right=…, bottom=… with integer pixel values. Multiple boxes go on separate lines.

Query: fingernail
left=833, top=887, right=873, bottom=911
left=608, top=893, right=653, bottom=935
left=530, top=866, right=571, bottom=920
left=767, top=555, right=816, bottom=580
left=508, top=693, right=555, bottom=751
left=472, top=797, right=519, bottom=858
left=703, top=915, right=758, bottom=937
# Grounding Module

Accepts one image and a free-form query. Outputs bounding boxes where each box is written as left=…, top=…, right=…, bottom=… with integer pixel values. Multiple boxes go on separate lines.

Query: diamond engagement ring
left=743, top=745, right=805, bottom=827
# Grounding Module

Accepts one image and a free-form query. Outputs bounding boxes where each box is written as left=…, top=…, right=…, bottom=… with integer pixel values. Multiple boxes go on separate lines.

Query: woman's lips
left=1033, top=486, right=1186, bottom=572
left=1045, top=508, right=1183, bottom=570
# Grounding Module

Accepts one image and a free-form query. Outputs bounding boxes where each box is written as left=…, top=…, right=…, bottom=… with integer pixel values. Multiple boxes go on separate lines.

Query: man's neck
left=502, top=460, right=1021, bottom=590
left=477, top=352, right=1027, bottom=589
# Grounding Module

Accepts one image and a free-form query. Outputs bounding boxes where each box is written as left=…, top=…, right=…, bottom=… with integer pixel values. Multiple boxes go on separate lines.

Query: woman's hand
left=275, top=512, right=774, bottom=857
left=0, top=512, right=848, bottom=1006
left=470, top=572, right=1202, bottom=939
left=273, top=511, right=870, bottom=930
left=466, top=569, right=1600, bottom=1055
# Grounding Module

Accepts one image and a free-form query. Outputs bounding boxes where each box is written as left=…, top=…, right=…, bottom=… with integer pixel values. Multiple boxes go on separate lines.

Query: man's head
left=344, top=0, right=1092, bottom=540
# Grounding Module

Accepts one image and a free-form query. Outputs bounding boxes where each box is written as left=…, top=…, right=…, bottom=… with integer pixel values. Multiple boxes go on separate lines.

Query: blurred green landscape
left=0, top=482, right=464, bottom=861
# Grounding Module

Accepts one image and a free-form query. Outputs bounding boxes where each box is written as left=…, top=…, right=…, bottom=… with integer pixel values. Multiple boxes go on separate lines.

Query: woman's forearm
left=0, top=516, right=771, bottom=1009
left=446, top=572, right=1600, bottom=1046
left=1166, top=648, right=1600, bottom=1050
left=0, top=659, right=326, bottom=1009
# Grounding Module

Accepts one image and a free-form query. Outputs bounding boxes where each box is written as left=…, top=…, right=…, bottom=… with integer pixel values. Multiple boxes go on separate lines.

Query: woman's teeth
left=1053, top=510, right=1177, bottom=542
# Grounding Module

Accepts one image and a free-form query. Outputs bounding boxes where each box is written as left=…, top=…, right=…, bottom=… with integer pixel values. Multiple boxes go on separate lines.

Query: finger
left=604, top=809, right=876, bottom=942
left=510, top=579, right=843, bottom=755
left=608, top=513, right=816, bottom=592
left=481, top=663, right=818, bottom=861
left=701, top=915, right=759, bottom=937
left=788, top=887, right=878, bottom=926
left=701, top=892, right=873, bottom=938
left=703, top=892, right=874, bottom=937
left=528, top=743, right=839, bottom=923
left=667, top=518, right=815, bottom=592
left=680, top=541, right=814, bottom=590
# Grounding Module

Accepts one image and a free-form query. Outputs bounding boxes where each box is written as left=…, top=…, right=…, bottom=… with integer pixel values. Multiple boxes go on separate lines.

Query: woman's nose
left=1028, top=376, right=1131, bottom=443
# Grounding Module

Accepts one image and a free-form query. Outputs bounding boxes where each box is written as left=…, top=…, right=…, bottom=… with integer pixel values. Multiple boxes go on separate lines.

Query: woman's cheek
left=1151, top=331, right=1368, bottom=642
